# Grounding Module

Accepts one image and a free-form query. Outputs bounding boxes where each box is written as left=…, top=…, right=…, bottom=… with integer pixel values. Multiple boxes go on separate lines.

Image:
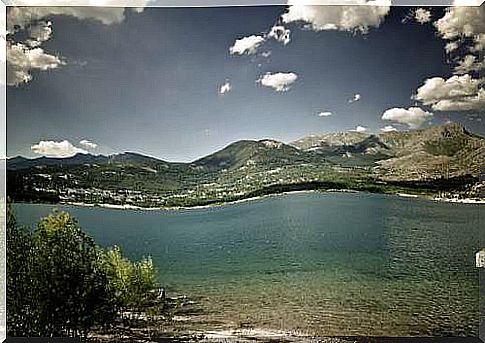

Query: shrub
left=6, top=207, right=162, bottom=337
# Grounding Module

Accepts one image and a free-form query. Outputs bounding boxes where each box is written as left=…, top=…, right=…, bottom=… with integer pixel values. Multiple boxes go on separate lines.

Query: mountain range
left=7, top=123, right=484, bottom=207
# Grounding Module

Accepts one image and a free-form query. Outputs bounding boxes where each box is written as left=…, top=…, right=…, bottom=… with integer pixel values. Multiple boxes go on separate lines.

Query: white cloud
left=267, top=25, right=291, bottom=45
left=414, top=74, right=484, bottom=111
left=7, top=7, right=126, bottom=32
left=348, top=93, right=361, bottom=103
left=7, top=42, right=64, bottom=86
left=434, top=7, right=485, bottom=41
left=454, top=55, right=485, bottom=74
left=445, top=41, right=460, bottom=54
left=281, top=0, right=391, bottom=34
left=350, top=125, right=367, bottom=132
left=25, top=21, right=53, bottom=47
left=380, top=125, right=397, bottom=132
left=318, top=111, right=333, bottom=117
left=79, top=139, right=98, bottom=149
left=413, top=8, right=432, bottom=24
left=6, top=4, right=150, bottom=86
left=471, top=33, right=485, bottom=53
left=434, top=6, right=485, bottom=57
left=402, top=8, right=431, bottom=24
left=229, top=35, right=266, bottom=55
left=219, top=81, right=232, bottom=94
left=31, top=140, right=88, bottom=157
left=258, top=72, right=298, bottom=92
left=382, top=107, right=433, bottom=128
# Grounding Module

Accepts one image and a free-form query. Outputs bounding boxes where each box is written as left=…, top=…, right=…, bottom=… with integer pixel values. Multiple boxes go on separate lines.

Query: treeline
left=6, top=204, right=167, bottom=337
left=242, top=176, right=480, bottom=199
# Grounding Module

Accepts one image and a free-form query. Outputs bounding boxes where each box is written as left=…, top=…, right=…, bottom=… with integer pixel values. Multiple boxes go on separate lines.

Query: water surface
left=13, top=192, right=481, bottom=336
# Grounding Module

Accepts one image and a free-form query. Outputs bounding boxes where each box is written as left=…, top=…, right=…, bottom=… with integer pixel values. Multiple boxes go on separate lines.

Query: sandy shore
left=62, top=190, right=320, bottom=212
left=432, top=197, right=485, bottom=204
left=59, top=189, right=484, bottom=212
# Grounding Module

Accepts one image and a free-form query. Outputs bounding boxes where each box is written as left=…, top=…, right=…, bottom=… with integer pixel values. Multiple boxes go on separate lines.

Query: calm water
left=13, top=192, right=481, bottom=336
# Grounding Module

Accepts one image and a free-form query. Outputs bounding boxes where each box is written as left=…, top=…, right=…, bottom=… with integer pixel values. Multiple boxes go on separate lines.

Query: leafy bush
left=100, top=246, right=159, bottom=315
left=6, top=205, right=163, bottom=337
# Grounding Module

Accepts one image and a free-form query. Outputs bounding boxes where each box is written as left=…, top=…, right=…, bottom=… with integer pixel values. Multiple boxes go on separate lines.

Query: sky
left=6, top=4, right=485, bottom=162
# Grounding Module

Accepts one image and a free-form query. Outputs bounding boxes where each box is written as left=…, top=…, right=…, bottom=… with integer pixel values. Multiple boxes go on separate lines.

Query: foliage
left=6, top=207, right=163, bottom=337
left=6, top=203, right=37, bottom=336
left=100, top=246, right=158, bottom=313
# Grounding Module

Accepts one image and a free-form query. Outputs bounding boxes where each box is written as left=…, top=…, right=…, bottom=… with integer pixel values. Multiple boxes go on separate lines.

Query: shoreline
left=15, top=188, right=484, bottom=212
left=61, top=190, right=322, bottom=211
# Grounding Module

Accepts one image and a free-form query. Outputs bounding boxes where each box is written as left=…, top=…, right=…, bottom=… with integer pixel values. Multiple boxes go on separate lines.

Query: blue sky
left=6, top=5, right=484, bottom=161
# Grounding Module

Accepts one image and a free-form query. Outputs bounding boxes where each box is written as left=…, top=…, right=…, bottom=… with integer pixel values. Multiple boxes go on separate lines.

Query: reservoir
left=13, top=192, right=481, bottom=336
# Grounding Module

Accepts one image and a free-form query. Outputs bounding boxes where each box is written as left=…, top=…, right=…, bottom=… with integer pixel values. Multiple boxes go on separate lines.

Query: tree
left=7, top=207, right=163, bottom=337
left=31, top=211, right=116, bottom=337
left=6, top=203, right=37, bottom=336
left=100, top=246, right=159, bottom=317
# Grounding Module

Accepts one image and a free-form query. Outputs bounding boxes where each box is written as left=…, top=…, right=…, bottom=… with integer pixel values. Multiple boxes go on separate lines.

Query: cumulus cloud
left=434, top=6, right=485, bottom=62
left=454, top=55, right=485, bottom=74
left=348, top=93, right=361, bottom=103
left=281, top=0, right=391, bottom=34
left=414, top=74, right=484, bottom=111
left=350, top=125, right=368, bottom=132
left=219, top=81, right=232, bottom=94
left=382, top=107, right=433, bottom=128
left=267, top=25, right=291, bottom=45
left=6, top=4, right=150, bottom=86
left=445, top=41, right=460, bottom=54
left=402, top=8, right=432, bottom=24
left=7, top=41, right=64, bottom=86
left=380, top=125, right=397, bottom=132
left=6, top=6, right=127, bottom=33
left=31, top=140, right=88, bottom=157
left=229, top=35, right=266, bottom=55
left=258, top=72, right=298, bottom=92
left=434, top=6, right=484, bottom=42
left=25, top=21, right=53, bottom=47
left=79, top=139, right=98, bottom=149
left=409, top=8, right=432, bottom=24
left=318, top=111, right=333, bottom=117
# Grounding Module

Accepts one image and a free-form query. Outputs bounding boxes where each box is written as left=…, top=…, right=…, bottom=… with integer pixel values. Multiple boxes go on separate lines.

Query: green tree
left=6, top=203, right=37, bottom=336
left=100, top=246, right=159, bottom=317
left=7, top=207, right=164, bottom=337
left=31, top=211, right=116, bottom=337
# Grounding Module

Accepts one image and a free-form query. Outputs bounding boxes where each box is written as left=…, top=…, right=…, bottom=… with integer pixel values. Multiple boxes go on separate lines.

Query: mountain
left=292, top=122, right=484, bottom=180
left=376, top=123, right=484, bottom=180
left=6, top=123, right=484, bottom=207
left=191, top=139, right=325, bottom=172
left=292, top=131, right=371, bottom=150
left=7, top=154, right=109, bottom=171
left=7, top=152, right=168, bottom=171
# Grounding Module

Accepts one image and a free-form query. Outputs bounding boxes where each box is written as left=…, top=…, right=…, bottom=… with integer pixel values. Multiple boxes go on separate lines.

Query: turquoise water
left=13, top=192, right=480, bottom=336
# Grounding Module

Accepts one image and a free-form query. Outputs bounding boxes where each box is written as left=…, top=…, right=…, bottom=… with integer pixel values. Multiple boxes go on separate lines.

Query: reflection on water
left=14, top=192, right=480, bottom=336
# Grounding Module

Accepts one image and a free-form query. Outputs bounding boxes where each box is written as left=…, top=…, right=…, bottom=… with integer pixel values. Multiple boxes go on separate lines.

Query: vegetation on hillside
left=6, top=123, right=484, bottom=207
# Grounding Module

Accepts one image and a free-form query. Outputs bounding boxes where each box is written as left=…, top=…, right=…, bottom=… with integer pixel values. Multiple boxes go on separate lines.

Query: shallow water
left=13, top=192, right=481, bottom=336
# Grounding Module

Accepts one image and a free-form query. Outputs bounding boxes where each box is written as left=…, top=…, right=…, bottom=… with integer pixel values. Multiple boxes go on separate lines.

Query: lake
left=13, top=192, right=481, bottom=337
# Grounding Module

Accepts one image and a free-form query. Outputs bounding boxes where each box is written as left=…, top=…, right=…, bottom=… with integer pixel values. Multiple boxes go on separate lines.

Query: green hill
left=7, top=123, right=484, bottom=207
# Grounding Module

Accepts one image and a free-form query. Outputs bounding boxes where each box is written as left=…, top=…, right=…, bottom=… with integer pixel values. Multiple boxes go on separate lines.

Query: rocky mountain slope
left=291, top=122, right=484, bottom=181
